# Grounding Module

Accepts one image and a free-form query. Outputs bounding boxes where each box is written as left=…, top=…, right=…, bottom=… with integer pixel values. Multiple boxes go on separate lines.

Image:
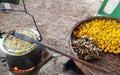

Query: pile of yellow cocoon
left=73, top=19, right=120, bottom=54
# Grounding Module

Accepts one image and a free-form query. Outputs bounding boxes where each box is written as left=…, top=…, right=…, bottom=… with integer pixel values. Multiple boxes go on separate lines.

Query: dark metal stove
left=0, top=48, right=53, bottom=75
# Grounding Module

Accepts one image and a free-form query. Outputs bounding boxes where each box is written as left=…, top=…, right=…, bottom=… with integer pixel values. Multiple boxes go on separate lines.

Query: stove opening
left=11, top=66, right=36, bottom=73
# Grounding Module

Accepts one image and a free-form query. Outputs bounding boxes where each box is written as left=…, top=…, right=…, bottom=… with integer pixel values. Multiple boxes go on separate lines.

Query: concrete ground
left=0, top=0, right=101, bottom=75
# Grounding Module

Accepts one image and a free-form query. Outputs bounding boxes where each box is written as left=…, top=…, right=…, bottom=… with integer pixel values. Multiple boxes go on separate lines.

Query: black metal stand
left=0, top=1, right=54, bottom=73
left=0, top=0, right=41, bottom=38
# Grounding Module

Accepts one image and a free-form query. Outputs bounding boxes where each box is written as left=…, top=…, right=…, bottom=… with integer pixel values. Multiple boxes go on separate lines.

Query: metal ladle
left=11, top=31, right=109, bottom=73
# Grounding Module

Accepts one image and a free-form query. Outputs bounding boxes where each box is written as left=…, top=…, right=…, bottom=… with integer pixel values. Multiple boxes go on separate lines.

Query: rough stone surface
left=0, top=0, right=101, bottom=75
